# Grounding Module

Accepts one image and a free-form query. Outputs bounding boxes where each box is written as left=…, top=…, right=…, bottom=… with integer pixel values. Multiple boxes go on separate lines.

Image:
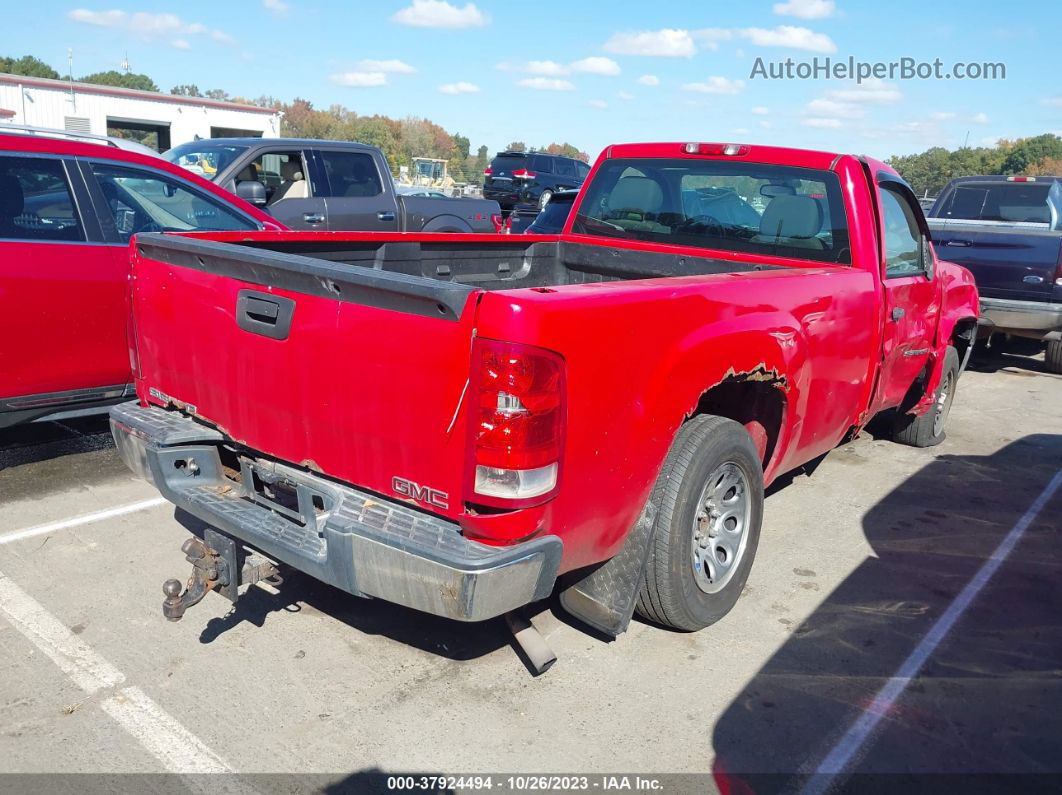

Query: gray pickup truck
left=928, top=175, right=1062, bottom=372
left=165, top=137, right=501, bottom=233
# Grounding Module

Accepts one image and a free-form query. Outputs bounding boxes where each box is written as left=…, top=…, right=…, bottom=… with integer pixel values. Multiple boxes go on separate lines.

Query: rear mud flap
left=559, top=498, right=658, bottom=637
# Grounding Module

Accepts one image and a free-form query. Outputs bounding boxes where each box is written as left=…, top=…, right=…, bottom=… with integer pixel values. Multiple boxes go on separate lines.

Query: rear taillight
left=512, top=168, right=537, bottom=179
left=483, top=166, right=493, bottom=176
left=468, top=338, right=565, bottom=507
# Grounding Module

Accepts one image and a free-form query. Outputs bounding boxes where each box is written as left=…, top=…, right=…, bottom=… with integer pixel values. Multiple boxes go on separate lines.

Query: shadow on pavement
left=176, top=509, right=523, bottom=663
left=712, top=434, right=1062, bottom=793
left=0, top=416, right=114, bottom=472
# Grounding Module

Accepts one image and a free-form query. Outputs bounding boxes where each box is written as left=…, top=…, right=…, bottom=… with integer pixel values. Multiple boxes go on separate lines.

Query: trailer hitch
left=162, top=528, right=280, bottom=622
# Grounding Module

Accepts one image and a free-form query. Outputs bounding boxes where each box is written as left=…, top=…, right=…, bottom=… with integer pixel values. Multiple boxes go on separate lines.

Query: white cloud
left=603, top=29, right=695, bottom=57
left=930, top=111, right=957, bottom=121
left=330, top=71, right=388, bottom=87
left=171, top=38, right=190, bottom=49
left=772, top=0, right=836, bottom=19
left=637, top=74, right=660, bottom=86
left=263, top=0, right=288, bottom=14
left=802, top=117, right=842, bottom=128
left=1042, top=97, right=1062, bottom=108
left=589, top=99, right=608, bottom=109
left=971, top=112, right=990, bottom=124
left=499, top=57, right=620, bottom=77
left=517, top=77, right=575, bottom=91
left=439, top=81, right=479, bottom=94
left=758, top=119, right=772, bottom=128
left=751, top=105, right=770, bottom=115
left=692, top=28, right=735, bottom=50
left=741, top=25, right=836, bottom=53
left=391, top=0, right=487, bottom=29
left=358, top=59, right=416, bottom=74
left=571, top=56, right=621, bottom=76
left=525, top=60, right=569, bottom=76
left=682, top=76, right=745, bottom=95
left=617, top=91, right=635, bottom=100
left=828, top=78, right=901, bottom=103
left=68, top=9, right=234, bottom=44
left=806, top=98, right=862, bottom=119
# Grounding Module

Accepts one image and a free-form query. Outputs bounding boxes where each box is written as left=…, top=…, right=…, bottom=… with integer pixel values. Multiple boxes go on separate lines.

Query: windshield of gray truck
left=571, top=158, right=851, bottom=264
left=163, top=143, right=249, bottom=180
left=935, top=182, right=1053, bottom=225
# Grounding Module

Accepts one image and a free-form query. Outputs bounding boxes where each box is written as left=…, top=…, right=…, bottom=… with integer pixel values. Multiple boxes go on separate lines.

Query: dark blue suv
left=483, top=151, right=590, bottom=212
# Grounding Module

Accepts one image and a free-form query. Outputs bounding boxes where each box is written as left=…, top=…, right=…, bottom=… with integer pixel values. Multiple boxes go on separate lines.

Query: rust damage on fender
left=718, top=363, right=789, bottom=393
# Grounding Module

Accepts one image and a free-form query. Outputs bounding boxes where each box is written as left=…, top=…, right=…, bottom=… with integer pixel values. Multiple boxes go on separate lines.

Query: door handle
left=1023, top=275, right=1045, bottom=285
left=303, top=212, right=325, bottom=224
left=377, top=210, right=396, bottom=222
left=945, top=239, right=972, bottom=247
left=236, top=290, right=295, bottom=340
left=891, top=307, right=905, bottom=321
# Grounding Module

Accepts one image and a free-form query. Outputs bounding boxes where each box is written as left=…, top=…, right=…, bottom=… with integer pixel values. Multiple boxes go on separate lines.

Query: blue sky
left=8, top=0, right=1062, bottom=160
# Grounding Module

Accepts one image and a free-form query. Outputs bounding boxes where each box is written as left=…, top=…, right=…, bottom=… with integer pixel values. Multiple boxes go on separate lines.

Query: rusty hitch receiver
left=162, top=528, right=280, bottom=621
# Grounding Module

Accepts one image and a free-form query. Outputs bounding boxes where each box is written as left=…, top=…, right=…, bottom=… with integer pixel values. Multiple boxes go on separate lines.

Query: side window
left=0, top=155, right=83, bottom=242
left=575, top=161, right=591, bottom=181
left=316, top=151, right=383, bottom=198
left=880, top=183, right=925, bottom=278
left=531, top=155, right=553, bottom=173
left=236, top=151, right=309, bottom=206
left=554, top=159, right=576, bottom=178
left=91, top=163, right=257, bottom=241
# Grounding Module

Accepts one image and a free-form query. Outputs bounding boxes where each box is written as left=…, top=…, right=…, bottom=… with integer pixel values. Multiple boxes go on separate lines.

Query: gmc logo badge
left=392, top=476, right=449, bottom=510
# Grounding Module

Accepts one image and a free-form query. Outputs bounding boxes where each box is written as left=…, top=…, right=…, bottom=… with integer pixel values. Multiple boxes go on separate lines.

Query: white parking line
left=0, top=571, right=237, bottom=777
left=802, top=467, right=1062, bottom=795
left=0, top=497, right=167, bottom=545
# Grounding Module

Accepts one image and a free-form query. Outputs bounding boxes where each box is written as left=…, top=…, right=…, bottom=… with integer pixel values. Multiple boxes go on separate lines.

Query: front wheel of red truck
left=636, top=415, right=764, bottom=632
left=893, top=346, right=960, bottom=448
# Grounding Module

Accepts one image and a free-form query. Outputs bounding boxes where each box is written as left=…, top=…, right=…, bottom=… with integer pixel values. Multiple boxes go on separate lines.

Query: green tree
left=506, top=141, right=527, bottom=152
left=1000, top=134, right=1062, bottom=174
left=205, top=88, right=230, bottom=101
left=0, top=54, right=60, bottom=79
left=79, top=70, right=159, bottom=92
left=170, top=84, right=203, bottom=97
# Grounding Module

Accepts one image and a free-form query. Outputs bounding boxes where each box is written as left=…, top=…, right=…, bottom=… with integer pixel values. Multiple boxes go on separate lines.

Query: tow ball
left=162, top=528, right=281, bottom=621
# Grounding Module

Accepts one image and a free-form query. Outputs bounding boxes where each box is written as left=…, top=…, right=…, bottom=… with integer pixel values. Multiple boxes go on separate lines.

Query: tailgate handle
left=236, top=290, right=295, bottom=340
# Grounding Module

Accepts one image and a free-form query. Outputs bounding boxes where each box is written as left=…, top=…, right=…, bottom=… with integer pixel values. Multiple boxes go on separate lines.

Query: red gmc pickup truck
left=111, top=142, right=979, bottom=640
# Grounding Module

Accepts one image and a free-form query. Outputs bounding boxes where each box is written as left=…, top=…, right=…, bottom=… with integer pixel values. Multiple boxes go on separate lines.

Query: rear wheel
left=636, top=415, right=764, bottom=632
left=538, top=190, right=553, bottom=210
left=893, top=346, right=959, bottom=447
left=1047, top=340, right=1062, bottom=374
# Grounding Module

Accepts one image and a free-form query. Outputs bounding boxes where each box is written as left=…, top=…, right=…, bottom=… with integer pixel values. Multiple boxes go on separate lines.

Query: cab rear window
left=571, top=158, right=850, bottom=264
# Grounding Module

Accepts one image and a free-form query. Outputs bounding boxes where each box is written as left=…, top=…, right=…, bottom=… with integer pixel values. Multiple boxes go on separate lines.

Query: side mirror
left=236, top=180, right=267, bottom=207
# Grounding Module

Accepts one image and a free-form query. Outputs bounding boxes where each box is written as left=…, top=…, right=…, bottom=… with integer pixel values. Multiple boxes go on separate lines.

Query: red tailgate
left=130, top=235, right=481, bottom=520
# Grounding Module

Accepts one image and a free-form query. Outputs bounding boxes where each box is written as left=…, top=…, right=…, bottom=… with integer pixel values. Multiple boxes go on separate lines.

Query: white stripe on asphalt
left=102, top=686, right=231, bottom=774
left=0, top=571, right=236, bottom=776
left=0, top=497, right=167, bottom=545
left=0, top=573, right=126, bottom=693
left=802, top=467, right=1062, bottom=795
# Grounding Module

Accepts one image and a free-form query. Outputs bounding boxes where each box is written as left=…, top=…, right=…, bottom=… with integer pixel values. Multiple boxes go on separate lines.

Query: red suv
left=0, top=129, right=282, bottom=429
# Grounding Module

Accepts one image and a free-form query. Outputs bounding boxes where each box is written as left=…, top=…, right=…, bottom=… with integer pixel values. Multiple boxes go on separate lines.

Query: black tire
left=538, top=190, right=553, bottom=210
left=635, top=415, right=764, bottom=632
left=893, top=346, right=960, bottom=448
left=1046, top=340, right=1062, bottom=374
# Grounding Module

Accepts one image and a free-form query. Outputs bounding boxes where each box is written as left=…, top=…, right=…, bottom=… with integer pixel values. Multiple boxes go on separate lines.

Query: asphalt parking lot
left=1, top=349, right=1060, bottom=793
